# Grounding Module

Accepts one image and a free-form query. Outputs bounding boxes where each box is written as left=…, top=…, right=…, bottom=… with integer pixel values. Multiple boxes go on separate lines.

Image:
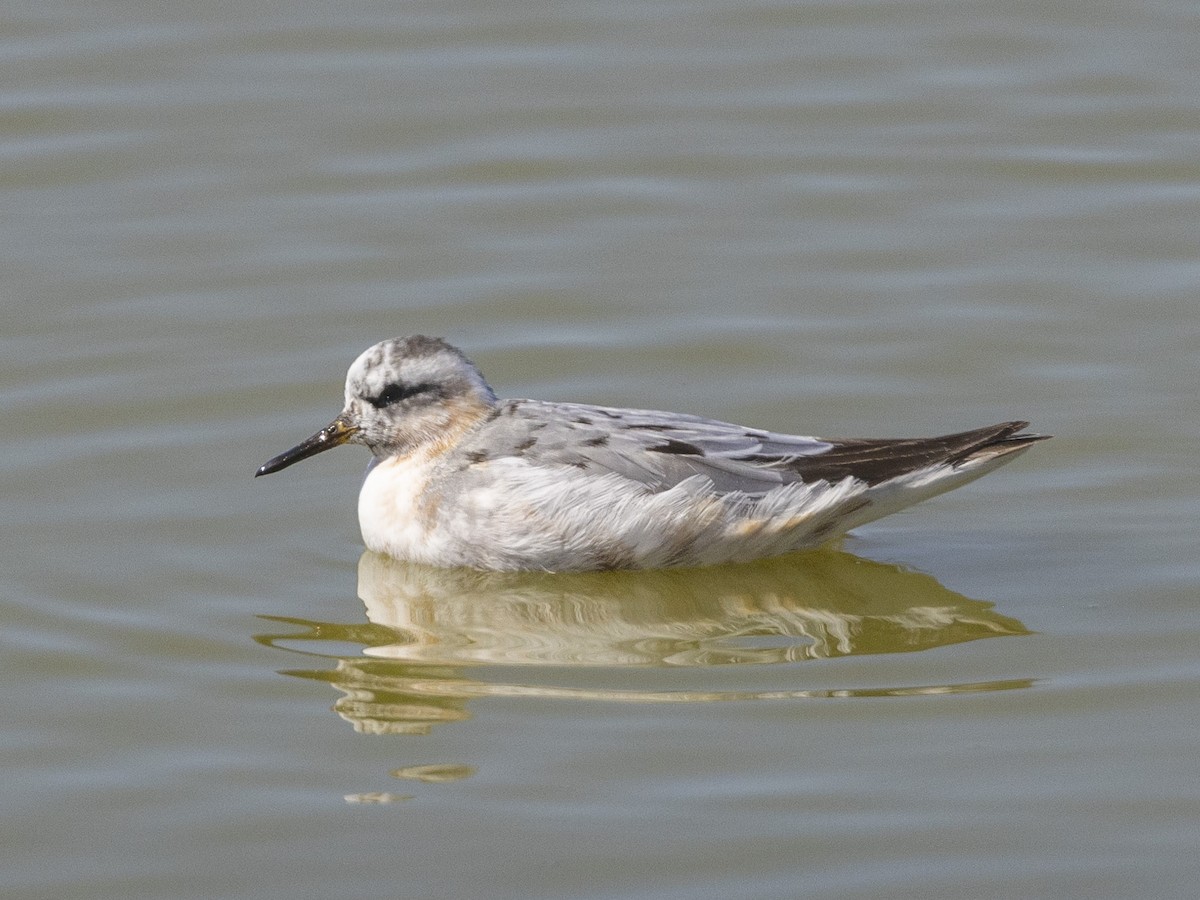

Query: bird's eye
left=368, top=382, right=434, bottom=409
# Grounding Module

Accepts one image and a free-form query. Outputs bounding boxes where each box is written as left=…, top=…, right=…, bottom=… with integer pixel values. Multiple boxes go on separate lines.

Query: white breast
left=357, top=452, right=454, bottom=565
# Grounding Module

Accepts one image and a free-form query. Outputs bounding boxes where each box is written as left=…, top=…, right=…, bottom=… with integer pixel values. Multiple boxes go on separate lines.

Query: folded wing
left=474, top=401, right=1047, bottom=495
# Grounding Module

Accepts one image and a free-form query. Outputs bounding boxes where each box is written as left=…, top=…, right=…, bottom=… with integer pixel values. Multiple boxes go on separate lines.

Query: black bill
left=255, top=415, right=358, bottom=477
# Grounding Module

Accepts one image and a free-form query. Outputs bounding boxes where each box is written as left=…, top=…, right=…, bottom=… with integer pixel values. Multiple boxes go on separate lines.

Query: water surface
left=4, top=1, right=1200, bottom=898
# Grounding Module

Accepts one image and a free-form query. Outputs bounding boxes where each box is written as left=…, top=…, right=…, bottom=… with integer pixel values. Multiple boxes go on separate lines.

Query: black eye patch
left=368, top=382, right=436, bottom=409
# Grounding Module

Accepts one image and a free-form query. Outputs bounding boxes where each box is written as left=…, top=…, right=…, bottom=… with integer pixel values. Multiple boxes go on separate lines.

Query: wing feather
left=464, top=401, right=1047, bottom=495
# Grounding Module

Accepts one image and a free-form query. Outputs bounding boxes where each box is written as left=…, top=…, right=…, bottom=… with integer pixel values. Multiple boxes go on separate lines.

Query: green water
left=4, top=1, right=1199, bottom=898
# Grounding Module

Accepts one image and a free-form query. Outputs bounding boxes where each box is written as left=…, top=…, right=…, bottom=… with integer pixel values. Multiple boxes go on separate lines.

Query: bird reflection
left=257, top=548, right=1032, bottom=742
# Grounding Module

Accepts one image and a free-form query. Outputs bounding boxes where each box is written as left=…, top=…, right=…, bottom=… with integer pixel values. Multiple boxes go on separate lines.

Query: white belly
left=357, top=453, right=456, bottom=566
left=353, top=450, right=1009, bottom=572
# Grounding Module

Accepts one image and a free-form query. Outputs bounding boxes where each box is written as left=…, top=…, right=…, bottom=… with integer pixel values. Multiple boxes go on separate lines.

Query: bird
left=256, top=335, right=1048, bottom=572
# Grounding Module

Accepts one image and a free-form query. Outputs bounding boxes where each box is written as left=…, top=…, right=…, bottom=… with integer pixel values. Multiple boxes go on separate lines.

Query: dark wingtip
left=995, top=421, right=1051, bottom=445
left=956, top=422, right=1051, bottom=466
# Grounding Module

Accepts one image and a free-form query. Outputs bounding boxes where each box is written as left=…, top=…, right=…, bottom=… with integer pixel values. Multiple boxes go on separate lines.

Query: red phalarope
left=256, top=336, right=1049, bottom=571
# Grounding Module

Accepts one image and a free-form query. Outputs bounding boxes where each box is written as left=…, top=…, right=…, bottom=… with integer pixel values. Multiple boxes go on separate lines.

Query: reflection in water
left=257, top=549, right=1032, bottom=744
left=391, top=763, right=476, bottom=783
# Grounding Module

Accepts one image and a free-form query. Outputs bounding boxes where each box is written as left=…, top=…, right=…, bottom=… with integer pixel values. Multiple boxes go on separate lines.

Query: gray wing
left=540, top=401, right=835, bottom=492
left=459, top=401, right=1047, bottom=496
